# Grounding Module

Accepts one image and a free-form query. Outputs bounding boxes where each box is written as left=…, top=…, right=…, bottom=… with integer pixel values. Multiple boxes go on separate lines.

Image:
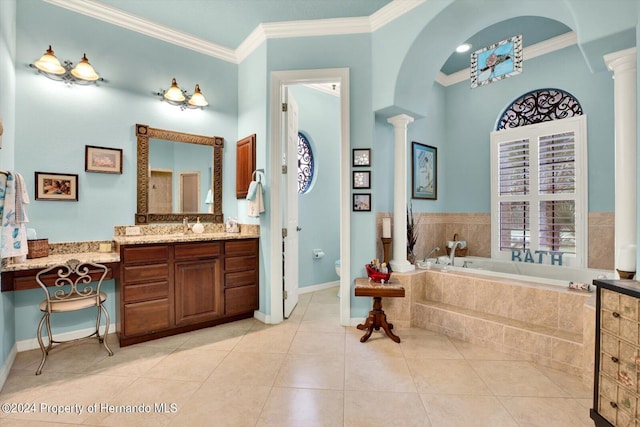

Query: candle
left=618, top=244, right=637, bottom=272
left=382, top=217, right=391, bottom=238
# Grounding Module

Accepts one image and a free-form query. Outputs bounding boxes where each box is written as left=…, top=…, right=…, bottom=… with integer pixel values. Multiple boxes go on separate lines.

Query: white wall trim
left=0, top=344, right=17, bottom=391
left=270, top=68, right=350, bottom=326
left=299, top=281, right=339, bottom=294
left=302, top=83, right=341, bottom=97
left=253, top=310, right=269, bottom=324
left=45, top=0, right=422, bottom=65
left=437, top=31, right=578, bottom=87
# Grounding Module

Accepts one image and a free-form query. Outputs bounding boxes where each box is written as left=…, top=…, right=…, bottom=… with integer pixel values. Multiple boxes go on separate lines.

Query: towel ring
left=252, top=169, right=264, bottom=183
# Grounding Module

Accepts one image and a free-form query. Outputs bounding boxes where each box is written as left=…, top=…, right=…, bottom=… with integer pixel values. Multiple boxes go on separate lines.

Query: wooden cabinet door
left=174, top=258, right=222, bottom=326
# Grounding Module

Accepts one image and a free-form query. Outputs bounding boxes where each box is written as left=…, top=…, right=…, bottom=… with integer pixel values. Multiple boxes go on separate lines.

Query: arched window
left=491, top=89, right=587, bottom=267
left=297, top=132, right=314, bottom=194
left=497, top=88, right=583, bottom=130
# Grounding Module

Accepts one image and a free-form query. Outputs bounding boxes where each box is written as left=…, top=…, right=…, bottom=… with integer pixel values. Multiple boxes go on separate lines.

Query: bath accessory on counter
left=366, top=262, right=392, bottom=283
left=192, top=217, right=204, bottom=234
left=225, top=217, right=240, bottom=233
left=568, top=281, right=593, bottom=292
left=27, top=239, right=49, bottom=259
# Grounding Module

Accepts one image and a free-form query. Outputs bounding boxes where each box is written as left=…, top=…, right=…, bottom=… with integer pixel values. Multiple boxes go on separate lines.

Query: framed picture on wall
left=412, top=142, right=437, bottom=200
left=352, top=171, right=371, bottom=189
left=35, top=172, right=79, bottom=201
left=85, top=145, right=123, bottom=174
left=352, top=148, right=371, bottom=167
left=353, top=193, right=371, bottom=211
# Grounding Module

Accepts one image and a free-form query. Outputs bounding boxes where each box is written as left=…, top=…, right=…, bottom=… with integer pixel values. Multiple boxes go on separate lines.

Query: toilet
left=335, top=259, right=341, bottom=277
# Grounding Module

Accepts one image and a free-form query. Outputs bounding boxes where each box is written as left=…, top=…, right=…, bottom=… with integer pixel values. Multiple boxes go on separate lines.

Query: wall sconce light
left=30, top=45, right=102, bottom=85
left=156, top=78, right=209, bottom=110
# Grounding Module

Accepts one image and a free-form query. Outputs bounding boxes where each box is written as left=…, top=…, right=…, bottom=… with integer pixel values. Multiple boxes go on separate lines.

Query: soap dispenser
left=192, top=217, right=204, bottom=234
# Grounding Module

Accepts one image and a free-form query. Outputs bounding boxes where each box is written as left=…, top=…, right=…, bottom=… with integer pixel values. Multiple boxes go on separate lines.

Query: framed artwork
left=412, top=142, right=437, bottom=200
left=352, top=171, right=371, bottom=189
left=35, top=172, right=78, bottom=201
left=471, top=34, right=523, bottom=89
left=352, top=148, right=371, bottom=167
left=85, top=145, right=123, bottom=174
left=353, top=193, right=371, bottom=212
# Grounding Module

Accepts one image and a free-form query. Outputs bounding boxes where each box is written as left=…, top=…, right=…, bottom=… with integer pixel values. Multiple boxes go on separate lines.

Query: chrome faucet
left=449, top=241, right=464, bottom=266
left=182, top=217, right=191, bottom=234
left=423, top=246, right=440, bottom=262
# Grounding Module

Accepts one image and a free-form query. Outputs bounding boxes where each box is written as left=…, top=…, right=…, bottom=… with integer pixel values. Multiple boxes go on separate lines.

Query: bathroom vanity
left=591, top=279, right=640, bottom=427
left=116, top=235, right=259, bottom=346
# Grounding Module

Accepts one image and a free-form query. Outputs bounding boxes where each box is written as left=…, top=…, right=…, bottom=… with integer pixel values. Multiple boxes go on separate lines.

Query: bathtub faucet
left=423, top=247, right=440, bottom=262
left=449, top=241, right=464, bottom=266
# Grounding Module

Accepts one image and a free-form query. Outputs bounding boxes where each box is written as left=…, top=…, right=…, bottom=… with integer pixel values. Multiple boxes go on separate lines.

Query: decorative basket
left=366, top=264, right=392, bottom=283
left=27, top=238, right=49, bottom=259
left=445, top=233, right=468, bottom=258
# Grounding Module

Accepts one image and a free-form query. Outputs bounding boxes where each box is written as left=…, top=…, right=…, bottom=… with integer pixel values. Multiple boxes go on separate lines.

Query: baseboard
left=0, top=343, right=17, bottom=390
left=16, top=323, right=116, bottom=352
left=299, top=280, right=339, bottom=294
left=253, top=310, right=269, bottom=324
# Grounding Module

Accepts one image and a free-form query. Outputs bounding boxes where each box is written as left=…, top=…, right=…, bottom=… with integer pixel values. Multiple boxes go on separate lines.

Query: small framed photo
left=353, top=193, right=371, bottom=212
left=35, top=172, right=78, bottom=201
left=412, top=142, right=437, bottom=200
left=85, top=145, right=123, bottom=174
left=352, top=171, right=371, bottom=189
left=352, top=148, right=371, bottom=167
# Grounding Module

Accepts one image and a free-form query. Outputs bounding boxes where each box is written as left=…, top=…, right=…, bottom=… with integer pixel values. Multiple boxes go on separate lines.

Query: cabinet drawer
left=225, top=239, right=258, bottom=256
left=122, top=245, right=169, bottom=264
left=123, top=280, right=169, bottom=303
left=123, top=298, right=170, bottom=336
left=225, top=285, right=258, bottom=315
left=225, top=255, right=257, bottom=272
left=123, top=263, right=169, bottom=283
left=225, top=270, right=257, bottom=288
left=175, top=242, right=222, bottom=260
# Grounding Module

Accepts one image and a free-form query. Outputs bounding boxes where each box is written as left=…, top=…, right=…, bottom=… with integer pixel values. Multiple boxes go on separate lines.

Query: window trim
left=490, top=115, right=588, bottom=267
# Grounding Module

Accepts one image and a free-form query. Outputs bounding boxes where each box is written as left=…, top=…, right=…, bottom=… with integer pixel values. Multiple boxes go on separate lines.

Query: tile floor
left=0, top=286, right=594, bottom=426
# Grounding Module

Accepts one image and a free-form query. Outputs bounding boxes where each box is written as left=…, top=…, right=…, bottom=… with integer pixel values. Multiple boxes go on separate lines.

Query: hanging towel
left=1, top=172, right=29, bottom=259
left=247, top=181, right=264, bottom=217
left=246, top=180, right=259, bottom=201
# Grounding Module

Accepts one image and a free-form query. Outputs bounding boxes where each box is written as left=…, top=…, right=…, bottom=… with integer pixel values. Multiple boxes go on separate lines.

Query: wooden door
left=149, top=170, right=173, bottom=212
left=179, top=172, right=200, bottom=213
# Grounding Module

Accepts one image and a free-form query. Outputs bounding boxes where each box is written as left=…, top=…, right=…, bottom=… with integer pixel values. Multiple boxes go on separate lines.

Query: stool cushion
left=39, top=291, right=107, bottom=313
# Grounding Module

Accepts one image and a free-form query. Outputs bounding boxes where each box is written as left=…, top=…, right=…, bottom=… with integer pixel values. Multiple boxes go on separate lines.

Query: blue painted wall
left=289, top=85, right=340, bottom=288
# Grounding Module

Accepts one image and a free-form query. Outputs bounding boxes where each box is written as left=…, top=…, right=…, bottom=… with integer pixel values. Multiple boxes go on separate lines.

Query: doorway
left=269, top=68, right=351, bottom=326
left=179, top=171, right=200, bottom=213
left=149, top=169, right=173, bottom=212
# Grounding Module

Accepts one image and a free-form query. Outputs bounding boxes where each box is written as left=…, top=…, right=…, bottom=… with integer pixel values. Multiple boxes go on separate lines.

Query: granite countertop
left=2, top=252, right=120, bottom=272
left=113, top=231, right=260, bottom=245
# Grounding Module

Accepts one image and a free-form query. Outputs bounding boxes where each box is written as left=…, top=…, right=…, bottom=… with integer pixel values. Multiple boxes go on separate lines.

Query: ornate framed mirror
left=135, top=123, right=224, bottom=224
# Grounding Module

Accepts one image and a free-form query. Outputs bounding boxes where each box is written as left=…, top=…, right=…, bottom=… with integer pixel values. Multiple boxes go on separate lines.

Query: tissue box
left=27, top=238, right=49, bottom=259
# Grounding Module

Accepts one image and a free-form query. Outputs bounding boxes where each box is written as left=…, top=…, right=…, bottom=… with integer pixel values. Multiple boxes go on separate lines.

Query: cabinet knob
left=612, top=311, right=620, bottom=318
left=612, top=356, right=619, bottom=363
left=610, top=401, right=618, bottom=409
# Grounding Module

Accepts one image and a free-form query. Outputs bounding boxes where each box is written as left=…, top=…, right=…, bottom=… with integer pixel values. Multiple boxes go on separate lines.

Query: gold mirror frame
left=135, top=123, right=224, bottom=224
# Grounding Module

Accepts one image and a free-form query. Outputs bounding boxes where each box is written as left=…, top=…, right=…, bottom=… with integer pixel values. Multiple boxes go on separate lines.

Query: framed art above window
left=471, top=34, right=523, bottom=89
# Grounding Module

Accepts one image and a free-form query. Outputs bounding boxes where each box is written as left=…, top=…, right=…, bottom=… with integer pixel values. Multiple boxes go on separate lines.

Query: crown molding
left=45, top=0, right=422, bottom=64
left=303, top=83, right=341, bottom=97
left=437, top=31, right=578, bottom=87
left=43, top=0, right=236, bottom=62
left=370, top=0, right=426, bottom=31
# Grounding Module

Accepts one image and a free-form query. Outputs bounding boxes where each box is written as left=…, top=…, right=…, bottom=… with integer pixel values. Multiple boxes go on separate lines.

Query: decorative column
left=604, top=47, right=637, bottom=275
left=387, top=114, right=415, bottom=273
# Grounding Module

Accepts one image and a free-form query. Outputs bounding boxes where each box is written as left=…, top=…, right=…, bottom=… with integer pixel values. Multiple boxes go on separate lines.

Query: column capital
left=604, top=47, right=637, bottom=74
left=387, top=114, right=415, bottom=128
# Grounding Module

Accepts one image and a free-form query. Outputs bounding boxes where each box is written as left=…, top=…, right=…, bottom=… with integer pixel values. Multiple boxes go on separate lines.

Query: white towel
left=1, top=172, right=29, bottom=259
left=247, top=182, right=264, bottom=217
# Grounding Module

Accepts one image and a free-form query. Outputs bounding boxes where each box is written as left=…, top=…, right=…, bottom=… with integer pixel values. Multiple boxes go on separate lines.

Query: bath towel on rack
left=1, top=171, right=30, bottom=259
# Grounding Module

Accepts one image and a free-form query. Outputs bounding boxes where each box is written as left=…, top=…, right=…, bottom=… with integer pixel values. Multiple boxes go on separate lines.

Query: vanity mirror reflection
left=135, top=123, right=224, bottom=224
